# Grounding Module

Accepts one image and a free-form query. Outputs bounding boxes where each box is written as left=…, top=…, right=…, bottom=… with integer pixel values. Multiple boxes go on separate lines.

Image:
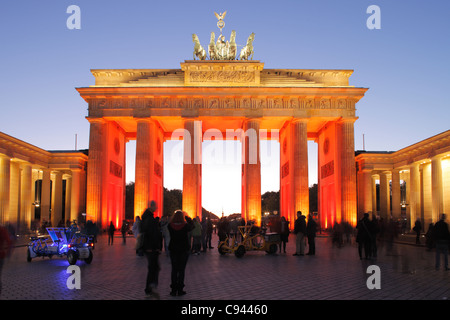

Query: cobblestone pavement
left=1, top=231, right=448, bottom=304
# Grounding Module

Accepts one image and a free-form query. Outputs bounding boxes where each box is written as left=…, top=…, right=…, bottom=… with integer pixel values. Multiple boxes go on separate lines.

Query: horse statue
left=227, top=30, right=237, bottom=60
left=239, top=32, right=255, bottom=60
left=192, top=34, right=206, bottom=60
left=208, top=32, right=218, bottom=60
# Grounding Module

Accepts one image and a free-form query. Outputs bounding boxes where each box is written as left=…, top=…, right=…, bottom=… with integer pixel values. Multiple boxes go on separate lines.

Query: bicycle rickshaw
left=27, top=224, right=94, bottom=265
left=218, top=223, right=280, bottom=258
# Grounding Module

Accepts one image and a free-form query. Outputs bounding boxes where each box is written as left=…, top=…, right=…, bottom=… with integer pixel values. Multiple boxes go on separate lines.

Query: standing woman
left=168, top=210, right=194, bottom=296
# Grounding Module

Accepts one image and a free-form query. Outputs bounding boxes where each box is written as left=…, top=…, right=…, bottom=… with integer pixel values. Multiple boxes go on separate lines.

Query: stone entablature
left=356, top=130, right=450, bottom=172
left=0, top=132, right=88, bottom=170
left=0, top=131, right=89, bottom=229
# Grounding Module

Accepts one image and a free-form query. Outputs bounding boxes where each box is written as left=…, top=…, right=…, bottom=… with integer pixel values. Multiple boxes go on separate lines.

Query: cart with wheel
left=27, top=225, right=94, bottom=265
left=218, top=223, right=280, bottom=258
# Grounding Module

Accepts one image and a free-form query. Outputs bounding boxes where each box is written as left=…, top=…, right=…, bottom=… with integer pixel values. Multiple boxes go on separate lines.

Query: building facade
left=356, top=130, right=450, bottom=231
left=76, top=60, right=368, bottom=230
left=0, top=132, right=87, bottom=232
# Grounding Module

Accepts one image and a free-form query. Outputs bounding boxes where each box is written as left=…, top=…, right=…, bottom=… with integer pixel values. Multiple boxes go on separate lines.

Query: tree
left=261, top=191, right=280, bottom=214
left=309, top=183, right=318, bottom=213
left=125, top=182, right=135, bottom=220
left=163, top=188, right=182, bottom=217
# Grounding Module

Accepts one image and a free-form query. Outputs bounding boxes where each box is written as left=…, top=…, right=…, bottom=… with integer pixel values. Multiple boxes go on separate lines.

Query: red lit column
left=86, top=119, right=106, bottom=227
left=242, top=119, right=261, bottom=226
left=135, top=118, right=164, bottom=218
left=338, top=118, right=357, bottom=225
left=292, top=119, right=309, bottom=217
left=182, top=119, right=202, bottom=219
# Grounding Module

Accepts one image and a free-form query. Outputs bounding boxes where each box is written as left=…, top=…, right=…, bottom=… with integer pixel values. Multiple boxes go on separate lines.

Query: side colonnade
left=0, top=132, right=88, bottom=232
left=356, top=130, right=450, bottom=232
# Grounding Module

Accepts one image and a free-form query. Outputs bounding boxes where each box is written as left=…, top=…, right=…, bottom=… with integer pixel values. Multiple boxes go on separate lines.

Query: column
left=86, top=119, right=106, bottom=227
left=391, top=169, right=401, bottom=220
left=241, top=119, right=261, bottom=225
left=292, top=119, right=309, bottom=217
left=379, top=171, right=390, bottom=221
left=70, top=169, right=82, bottom=222
left=431, top=155, right=443, bottom=222
left=409, top=162, right=421, bottom=227
left=65, top=175, right=72, bottom=222
left=9, top=161, right=20, bottom=228
left=52, top=171, right=63, bottom=227
left=358, top=169, right=373, bottom=216
left=371, top=175, right=377, bottom=215
left=182, top=119, right=202, bottom=219
left=0, top=156, right=10, bottom=225
left=40, top=169, right=51, bottom=225
left=339, top=119, right=357, bottom=225
left=135, top=119, right=164, bottom=218
left=20, top=164, right=33, bottom=229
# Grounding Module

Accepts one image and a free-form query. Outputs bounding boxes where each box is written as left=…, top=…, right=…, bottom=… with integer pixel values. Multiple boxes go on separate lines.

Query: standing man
left=293, top=211, right=307, bottom=256
left=141, top=200, right=162, bottom=297
left=306, top=214, right=317, bottom=255
left=433, top=214, right=449, bottom=271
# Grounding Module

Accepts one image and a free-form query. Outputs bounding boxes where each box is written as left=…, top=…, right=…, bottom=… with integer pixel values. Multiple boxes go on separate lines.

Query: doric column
left=9, top=161, right=20, bottom=228
left=391, top=169, right=401, bottom=220
left=0, top=156, right=10, bottom=225
left=52, top=171, right=63, bottom=227
left=431, top=155, right=443, bottom=223
left=134, top=118, right=164, bottom=218
left=70, top=169, right=83, bottom=222
left=135, top=119, right=152, bottom=217
left=358, top=169, right=373, bottom=216
left=183, top=119, right=202, bottom=219
left=379, top=171, right=391, bottom=221
left=242, top=119, right=261, bottom=225
left=371, top=175, right=378, bottom=215
left=339, top=119, right=357, bottom=225
left=409, top=162, right=421, bottom=226
left=292, top=119, right=309, bottom=216
left=65, top=175, right=72, bottom=222
left=86, top=119, right=106, bottom=227
left=20, top=164, right=33, bottom=229
left=40, top=169, right=51, bottom=224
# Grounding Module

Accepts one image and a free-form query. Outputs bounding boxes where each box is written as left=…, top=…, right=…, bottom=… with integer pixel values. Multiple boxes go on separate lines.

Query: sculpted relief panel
left=189, top=71, right=255, bottom=83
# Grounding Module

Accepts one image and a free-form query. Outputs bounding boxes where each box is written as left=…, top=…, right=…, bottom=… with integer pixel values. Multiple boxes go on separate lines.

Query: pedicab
left=27, top=224, right=94, bottom=265
left=218, top=223, right=280, bottom=258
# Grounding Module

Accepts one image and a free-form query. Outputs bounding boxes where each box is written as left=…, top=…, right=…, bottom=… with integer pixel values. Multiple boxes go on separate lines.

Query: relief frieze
left=189, top=71, right=255, bottom=83
left=88, top=97, right=354, bottom=111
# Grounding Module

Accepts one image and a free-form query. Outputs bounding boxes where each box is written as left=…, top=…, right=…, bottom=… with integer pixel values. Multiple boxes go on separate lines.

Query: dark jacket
left=168, top=220, right=194, bottom=254
left=140, top=209, right=162, bottom=252
left=294, top=216, right=306, bottom=235
left=306, top=218, right=317, bottom=237
left=433, top=220, right=450, bottom=242
left=356, top=217, right=372, bottom=243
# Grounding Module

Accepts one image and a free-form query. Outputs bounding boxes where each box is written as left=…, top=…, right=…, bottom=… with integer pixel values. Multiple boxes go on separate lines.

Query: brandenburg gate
left=76, top=24, right=368, bottom=229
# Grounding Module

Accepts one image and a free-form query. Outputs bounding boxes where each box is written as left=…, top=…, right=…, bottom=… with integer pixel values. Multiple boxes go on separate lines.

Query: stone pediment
left=90, top=61, right=355, bottom=88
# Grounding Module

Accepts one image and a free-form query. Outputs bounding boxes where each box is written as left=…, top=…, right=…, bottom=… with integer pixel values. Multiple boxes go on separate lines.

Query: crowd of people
left=130, top=201, right=216, bottom=298
left=0, top=201, right=448, bottom=299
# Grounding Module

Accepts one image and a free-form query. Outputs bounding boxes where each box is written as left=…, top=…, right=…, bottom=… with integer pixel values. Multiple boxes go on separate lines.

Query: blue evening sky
left=1, top=1, right=449, bottom=215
